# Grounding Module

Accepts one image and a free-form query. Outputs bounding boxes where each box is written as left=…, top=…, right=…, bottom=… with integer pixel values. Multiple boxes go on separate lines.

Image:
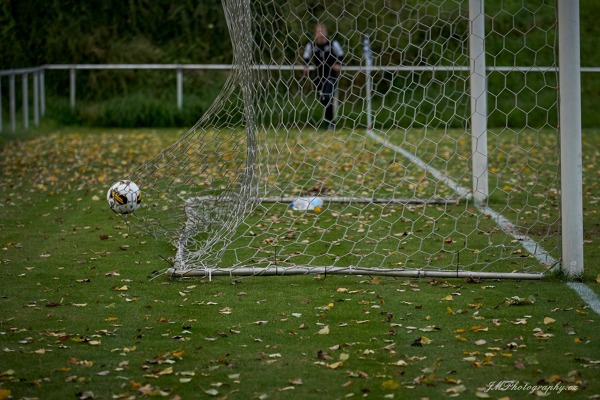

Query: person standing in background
left=303, top=24, right=344, bottom=130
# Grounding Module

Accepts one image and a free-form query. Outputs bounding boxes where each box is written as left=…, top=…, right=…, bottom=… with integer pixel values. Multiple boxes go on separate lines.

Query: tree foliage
left=1, top=0, right=230, bottom=68
left=1, top=0, right=600, bottom=127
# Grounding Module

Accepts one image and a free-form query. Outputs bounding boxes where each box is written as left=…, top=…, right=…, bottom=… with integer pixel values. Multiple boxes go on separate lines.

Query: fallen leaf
left=382, top=380, right=399, bottom=390
left=419, top=325, right=440, bottom=332
left=511, top=318, right=528, bottom=325
left=171, top=350, right=185, bottom=358
left=76, top=391, right=95, bottom=400
left=563, top=323, right=576, bottom=335
left=317, top=326, right=330, bottom=335
left=327, top=361, right=344, bottom=369
left=533, top=328, right=553, bottom=339
left=278, top=386, right=295, bottom=392
left=504, top=296, right=535, bottom=306
left=446, top=384, right=467, bottom=394
left=471, top=326, right=488, bottom=332
left=411, top=336, right=431, bottom=346
left=514, top=361, right=525, bottom=369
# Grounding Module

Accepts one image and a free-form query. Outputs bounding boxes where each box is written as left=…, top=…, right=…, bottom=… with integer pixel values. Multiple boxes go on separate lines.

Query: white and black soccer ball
left=107, top=180, right=142, bottom=214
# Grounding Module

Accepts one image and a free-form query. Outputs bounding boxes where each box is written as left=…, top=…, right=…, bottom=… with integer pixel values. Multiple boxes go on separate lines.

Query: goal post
left=468, top=0, right=489, bottom=206
left=558, top=0, right=584, bottom=278
left=363, top=33, right=373, bottom=133
left=128, top=0, right=582, bottom=280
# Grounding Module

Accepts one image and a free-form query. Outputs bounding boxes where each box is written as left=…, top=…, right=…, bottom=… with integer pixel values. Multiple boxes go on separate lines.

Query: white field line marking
left=367, top=130, right=600, bottom=315
left=367, top=130, right=473, bottom=200
left=366, top=129, right=556, bottom=267
left=567, top=282, right=600, bottom=315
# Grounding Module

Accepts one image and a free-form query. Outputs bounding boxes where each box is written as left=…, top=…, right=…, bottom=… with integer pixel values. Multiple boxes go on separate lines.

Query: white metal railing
left=1, top=63, right=599, bottom=133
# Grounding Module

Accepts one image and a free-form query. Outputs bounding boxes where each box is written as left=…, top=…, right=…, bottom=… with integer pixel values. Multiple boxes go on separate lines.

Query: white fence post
left=33, top=72, right=39, bottom=127
left=363, top=34, right=373, bottom=133
left=558, top=0, right=584, bottom=278
left=22, top=73, right=29, bottom=130
left=40, top=69, right=46, bottom=116
left=0, top=77, right=2, bottom=133
left=9, top=75, right=15, bottom=132
left=70, top=67, right=76, bottom=109
left=177, top=67, right=183, bottom=110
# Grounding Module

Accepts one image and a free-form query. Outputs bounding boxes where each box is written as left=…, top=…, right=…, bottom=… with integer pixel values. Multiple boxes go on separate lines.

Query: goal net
left=130, top=0, right=561, bottom=279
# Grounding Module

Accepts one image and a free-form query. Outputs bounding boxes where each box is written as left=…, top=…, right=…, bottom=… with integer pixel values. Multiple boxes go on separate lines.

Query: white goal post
left=130, top=0, right=583, bottom=280
left=557, top=1, right=584, bottom=278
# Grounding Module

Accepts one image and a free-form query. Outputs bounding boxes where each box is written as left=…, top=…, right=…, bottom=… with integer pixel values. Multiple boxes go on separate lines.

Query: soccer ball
left=107, top=180, right=142, bottom=214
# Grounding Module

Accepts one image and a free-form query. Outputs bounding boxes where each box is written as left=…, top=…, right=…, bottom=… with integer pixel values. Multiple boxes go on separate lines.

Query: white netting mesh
left=130, top=0, right=560, bottom=278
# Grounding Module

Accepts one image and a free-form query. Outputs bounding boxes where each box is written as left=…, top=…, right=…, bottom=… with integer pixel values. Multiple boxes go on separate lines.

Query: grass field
left=0, top=127, right=599, bottom=399
left=126, top=126, right=563, bottom=276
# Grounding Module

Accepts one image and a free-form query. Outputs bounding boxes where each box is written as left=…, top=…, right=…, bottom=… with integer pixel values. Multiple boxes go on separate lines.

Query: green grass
left=131, top=127, right=561, bottom=274
left=0, top=127, right=599, bottom=399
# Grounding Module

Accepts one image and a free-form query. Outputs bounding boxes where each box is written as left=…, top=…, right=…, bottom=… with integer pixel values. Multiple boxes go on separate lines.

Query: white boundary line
left=367, top=129, right=556, bottom=267
left=367, top=130, right=600, bottom=315
left=567, top=282, right=600, bottom=315
left=367, top=130, right=473, bottom=200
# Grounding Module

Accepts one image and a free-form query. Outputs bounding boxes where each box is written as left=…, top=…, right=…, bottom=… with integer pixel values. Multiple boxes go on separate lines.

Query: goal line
left=166, top=266, right=543, bottom=281
left=185, top=195, right=460, bottom=206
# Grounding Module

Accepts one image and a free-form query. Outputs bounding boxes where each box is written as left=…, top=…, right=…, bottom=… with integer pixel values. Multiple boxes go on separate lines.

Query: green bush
left=48, top=94, right=207, bottom=128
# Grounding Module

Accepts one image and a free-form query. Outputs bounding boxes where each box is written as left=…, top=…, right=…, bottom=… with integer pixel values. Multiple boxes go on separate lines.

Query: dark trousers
left=316, top=77, right=337, bottom=124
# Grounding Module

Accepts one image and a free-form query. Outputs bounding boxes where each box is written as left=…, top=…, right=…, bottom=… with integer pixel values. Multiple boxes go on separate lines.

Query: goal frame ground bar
left=166, top=266, right=544, bottom=280
left=187, top=195, right=462, bottom=205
